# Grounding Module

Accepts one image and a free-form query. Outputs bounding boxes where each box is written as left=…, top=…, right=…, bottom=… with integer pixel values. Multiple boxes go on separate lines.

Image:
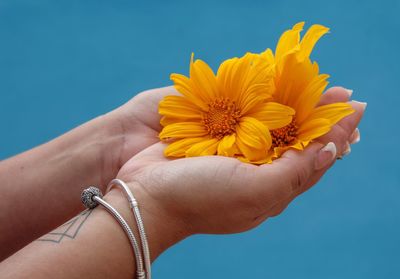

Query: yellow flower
left=159, top=53, right=295, bottom=163
left=258, top=22, right=355, bottom=158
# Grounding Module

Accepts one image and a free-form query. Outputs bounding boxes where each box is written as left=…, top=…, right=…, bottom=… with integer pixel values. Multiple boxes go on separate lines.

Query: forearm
left=0, top=189, right=187, bottom=279
left=0, top=114, right=123, bottom=259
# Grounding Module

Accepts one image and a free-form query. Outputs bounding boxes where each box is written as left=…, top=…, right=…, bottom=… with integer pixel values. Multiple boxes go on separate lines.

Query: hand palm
left=115, top=87, right=364, bottom=234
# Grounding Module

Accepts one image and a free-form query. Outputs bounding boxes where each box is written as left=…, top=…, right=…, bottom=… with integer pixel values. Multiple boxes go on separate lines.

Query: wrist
left=105, top=182, right=190, bottom=261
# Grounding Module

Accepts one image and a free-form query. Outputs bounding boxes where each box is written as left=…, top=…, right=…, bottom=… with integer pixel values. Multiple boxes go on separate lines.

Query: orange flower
left=257, top=22, right=355, bottom=158
left=158, top=22, right=354, bottom=163
left=159, top=54, right=295, bottom=163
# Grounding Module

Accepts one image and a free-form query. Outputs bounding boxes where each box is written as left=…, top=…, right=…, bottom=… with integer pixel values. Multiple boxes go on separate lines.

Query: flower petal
left=190, top=56, right=219, bottom=101
left=186, top=138, right=220, bottom=157
left=159, top=95, right=202, bottom=120
left=170, top=73, right=209, bottom=110
left=294, top=72, right=330, bottom=123
left=307, top=102, right=355, bottom=125
left=217, top=134, right=237, bottom=156
left=275, top=22, right=304, bottom=61
left=159, top=122, right=207, bottom=140
left=297, top=118, right=332, bottom=141
left=235, top=117, right=272, bottom=162
left=164, top=137, right=206, bottom=157
left=237, top=117, right=271, bottom=149
left=247, top=102, right=295, bottom=129
left=259, top=48, right=275, bottom=65
left=298, top=24, right=330, bottom=60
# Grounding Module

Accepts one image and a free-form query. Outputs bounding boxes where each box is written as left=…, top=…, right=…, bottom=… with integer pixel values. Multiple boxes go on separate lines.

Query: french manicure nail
left=342, top=142, right=351, bottom=156
left=353, top=100, right=367, bottom=110
left=315, top=142, right=337, bottom=170
left=350, top=128, right=360, bottom=144
left=344, top=88, right=353, bottom=97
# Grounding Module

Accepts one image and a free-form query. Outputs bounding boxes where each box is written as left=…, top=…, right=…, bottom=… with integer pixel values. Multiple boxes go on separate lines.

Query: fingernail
left=350, top=128, right=360, bottom=144
left=353, top=100, right=367, bottom=110
left=315, top=142, right=337, bottom=170
left=342, top=142, right=351, bottom=156
left=344, top=88, right=353, bottom=97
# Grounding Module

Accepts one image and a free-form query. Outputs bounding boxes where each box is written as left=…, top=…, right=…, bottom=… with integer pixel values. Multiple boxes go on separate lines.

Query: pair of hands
left=101, top=86, right=364, bottom=243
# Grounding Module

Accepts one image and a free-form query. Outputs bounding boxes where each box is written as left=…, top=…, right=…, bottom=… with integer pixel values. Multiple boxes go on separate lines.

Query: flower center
left=271, top=117, right=298, bottom=148
left=203, top=98, right=241, bottom=139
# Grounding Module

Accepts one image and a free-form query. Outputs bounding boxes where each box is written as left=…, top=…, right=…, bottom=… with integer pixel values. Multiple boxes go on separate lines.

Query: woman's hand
left=0, top=86, right=176, bottom=259
left=102, top=87, right=178, bottom=179
left=114, top=87, right=365, bottom=260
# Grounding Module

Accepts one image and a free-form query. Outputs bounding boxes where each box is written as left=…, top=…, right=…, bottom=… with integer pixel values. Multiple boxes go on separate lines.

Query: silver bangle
left=107, top=179, right=152, bottom=279
left=81, top=186, right=146, bottom=279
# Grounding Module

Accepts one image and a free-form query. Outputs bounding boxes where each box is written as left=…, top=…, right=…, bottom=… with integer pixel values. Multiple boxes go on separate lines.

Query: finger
left=318, top=86, right=352, bottom=106
left=336, top=100, right=366, bottom=136
left=125, top=86, right=180, bottom=132
left=251, top=142, right=334, bottom=213
left=316, top=100, right=366, bottom=155
left=254, top=141, right=340, bottom=218
left=289, top=100, right=366, bottom=199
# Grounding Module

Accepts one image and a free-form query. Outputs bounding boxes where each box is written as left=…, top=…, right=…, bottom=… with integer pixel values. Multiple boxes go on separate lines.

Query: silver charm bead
left=81, top=186, right=103, bottom=209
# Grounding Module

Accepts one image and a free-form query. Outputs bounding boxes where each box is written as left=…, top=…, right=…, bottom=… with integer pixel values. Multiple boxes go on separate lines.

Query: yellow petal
left=307, top=103, right=355, bottom=125
left=217, top=53, right=272, bottom=103
left=159, top=122, right=207, bottom=140
left=160, top=116, right=181, bottom=126
left=237, top=153, right=273, bottom=165
left=294, top=72, right=329, bottom=123
left=235, top=136, right=269, bottom=163
left=275, top=22, right=305, bottom=61
left=297, top=118, right=331, bottom=141
left=298, top=24, right=330, bottom=60
left=239, top=89, right=268, bottom=115
left=159, top=95, right=202, bottom=120
left=216, top=57, right=238, bottom=98
left=186, top=138, right=220, bottom=157
left=164, top=137, right=206, bottom=157
left=259, top=48, right=275, bottom=65
left=237, top=117, right=271, bottom=149
left=170, top=73, right=208, bottom=110
left=217, top=134, right=236, bottom=156
left=235, top=117, right=272, bottom=162
left=247, top=102, right=295, bottom=129
left=190, top=58, right=219, bottom=101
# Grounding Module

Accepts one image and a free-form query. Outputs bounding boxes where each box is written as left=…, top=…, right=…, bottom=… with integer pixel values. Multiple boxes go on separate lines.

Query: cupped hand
left=101, top=87, right=178, bottom=181
left=115, top=87, right=365, bottom=238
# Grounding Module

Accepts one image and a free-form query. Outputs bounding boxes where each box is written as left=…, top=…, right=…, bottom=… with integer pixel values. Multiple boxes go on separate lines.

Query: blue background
left=1, top=0, right=399, bottom=278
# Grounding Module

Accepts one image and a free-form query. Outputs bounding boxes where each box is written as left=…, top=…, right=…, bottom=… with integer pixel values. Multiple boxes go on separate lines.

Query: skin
left=0, top=86, right=365, bottom=278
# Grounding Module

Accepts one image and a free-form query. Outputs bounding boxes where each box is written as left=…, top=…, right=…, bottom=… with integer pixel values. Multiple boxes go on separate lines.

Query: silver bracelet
left=81, top=187, right=146, bottom=279
left=107, top=179, right=152, bottom=279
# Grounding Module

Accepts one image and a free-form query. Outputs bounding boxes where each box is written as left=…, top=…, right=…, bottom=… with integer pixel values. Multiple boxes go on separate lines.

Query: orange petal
left=164, top=137, right=206, bottom=157
left=247, top=102, right=295, bottom=129
left=307, top=102, right=355, bottom=125
left=235, top=117, right=271, bottom=162
left=297, top=118, right=332, bottom=141
left=259, top=48, right=275, bottom=65
left=159, top=122, right=207, bottom=140
left=237, top=117, right=272, bottom=149
left=170, top=73, right=208, bottom=110
left=217, top=134, right=236, bottom=156
left=159, top=95, right=202, bottom=120
left=186, top=138, right=220, bottom=157
left=294, top=73, right=329, bottom=123
left=275, top=22, right=304, bottom=61
left=190, top=57, right=219, bottom=101
left=298, top=24, right=330, bottom=60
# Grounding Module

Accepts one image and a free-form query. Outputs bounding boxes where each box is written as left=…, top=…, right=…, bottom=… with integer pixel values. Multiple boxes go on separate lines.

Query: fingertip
left=319, top=86, right=352, bottom=106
